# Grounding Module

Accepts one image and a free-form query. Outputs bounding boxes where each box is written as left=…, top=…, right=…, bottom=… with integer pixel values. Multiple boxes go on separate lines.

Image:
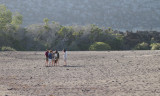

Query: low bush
left=150, top=43, right=160, bottom=50
left=134, top=42, right=149, bottom=50
left=89, top=42, right=111, bottom=51
left=1, top=46, right=16, bottom=51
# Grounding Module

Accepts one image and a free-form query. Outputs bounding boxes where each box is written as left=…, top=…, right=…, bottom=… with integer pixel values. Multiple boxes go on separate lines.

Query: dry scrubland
left=0, top=51, right=160, bottom=96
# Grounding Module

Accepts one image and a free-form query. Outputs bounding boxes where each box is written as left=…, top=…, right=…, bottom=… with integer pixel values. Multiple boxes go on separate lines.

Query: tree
left=150, top=43, right=160, bottom=50
left=110, top=33, right=124, bottom=50
left=89, top=42, right=111, bottom=51
left=56, top=26, right=74, bottom=49
left=89, top=24, right=103, bottom=44
left=43, top=18, right=49, bottom=29
left=105, top=27, right=113, bottom=34
left=0, top=5, right=12, bottom=30
left=134, top=42, right=149, bottom=50
left=150, top=37, right=156, bottom=44
left=57, top=26, right=68, bottom=38
left=11, top=12, right=23, bottom=29
left=43, top=18, right=49, bottom=25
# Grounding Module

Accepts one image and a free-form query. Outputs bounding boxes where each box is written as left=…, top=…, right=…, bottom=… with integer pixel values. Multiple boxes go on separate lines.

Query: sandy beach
left=0, top=51, right=160, bottom=96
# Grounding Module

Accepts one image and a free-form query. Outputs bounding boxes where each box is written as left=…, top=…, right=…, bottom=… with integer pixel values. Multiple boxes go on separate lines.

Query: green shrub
left=1, top=46, right=16, bottom=51
left=134, top=42, right=149, bottom=50
left=150, top=43, right=160, bottom=50
left=89, top=42, right=111, bottom=51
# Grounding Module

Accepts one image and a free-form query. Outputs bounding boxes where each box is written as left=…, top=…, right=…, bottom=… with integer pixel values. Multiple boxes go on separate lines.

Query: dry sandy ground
left=0, top=51, right=160, bottom=96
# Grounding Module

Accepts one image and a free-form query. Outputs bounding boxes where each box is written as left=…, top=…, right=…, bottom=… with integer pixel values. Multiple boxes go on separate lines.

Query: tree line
left=1, top=5, right=160, bottom=51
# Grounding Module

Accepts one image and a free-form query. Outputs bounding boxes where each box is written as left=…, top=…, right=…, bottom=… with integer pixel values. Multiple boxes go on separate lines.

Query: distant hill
left=1, top=0, right=160, bottom=31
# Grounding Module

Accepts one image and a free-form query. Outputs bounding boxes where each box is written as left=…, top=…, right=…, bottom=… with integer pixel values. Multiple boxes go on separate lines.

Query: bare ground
left=0, top=51, right=160, bottom=96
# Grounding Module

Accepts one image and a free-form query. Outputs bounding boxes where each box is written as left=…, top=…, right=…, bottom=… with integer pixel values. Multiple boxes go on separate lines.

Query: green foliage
left=134, top=42, right=149, bottom=50
left=105, top=27, right=113, bottom=34
left=43, top=18, right=49, bottom=25
left=11, top=12, right=23, bottom=29
left=72, top=31, right=83, bottom=40
left=57, top=26, right=68, bottom=37
left=1, top=46, right=16, bottom=51
left=56, top=26, right=75, bottom=49
left=150, top=37, right=157, bottom=44
left=4, top=23, right=16, bottom=33
left=52, top=21, right=55, bottom=24
left=110, top=33, right=124, bottom=50
left=43, top=18, right=49, bottom=29
left=2, top=4, right=160, bottom=51
left=89, top=24, right=103, bottom=43
left=89, top=42, right=111, bottom=51
left=150, top=43, right=160, bottom=50
left=0, top=5, right=12, bottom=30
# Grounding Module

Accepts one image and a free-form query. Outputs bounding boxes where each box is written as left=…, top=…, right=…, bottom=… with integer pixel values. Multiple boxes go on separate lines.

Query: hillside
left=0, top=0, right=160, bottom=30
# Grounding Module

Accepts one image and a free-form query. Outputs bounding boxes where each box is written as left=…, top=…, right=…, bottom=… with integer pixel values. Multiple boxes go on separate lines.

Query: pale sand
left=0, top=51, right=160, bottom=96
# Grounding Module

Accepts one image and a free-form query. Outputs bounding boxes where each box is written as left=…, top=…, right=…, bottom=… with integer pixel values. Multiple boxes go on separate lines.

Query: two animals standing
left=45, top=49, right=67, bottom=67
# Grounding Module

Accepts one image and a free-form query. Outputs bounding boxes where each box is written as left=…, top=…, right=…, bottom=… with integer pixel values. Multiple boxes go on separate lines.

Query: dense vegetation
left=1, top=5, right=160, bottom=51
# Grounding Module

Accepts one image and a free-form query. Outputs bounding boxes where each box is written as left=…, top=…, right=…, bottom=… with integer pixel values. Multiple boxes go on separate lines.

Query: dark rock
left=8, top=88, right=15, bottom=90
left=82, top=89, right=90, bottom=92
